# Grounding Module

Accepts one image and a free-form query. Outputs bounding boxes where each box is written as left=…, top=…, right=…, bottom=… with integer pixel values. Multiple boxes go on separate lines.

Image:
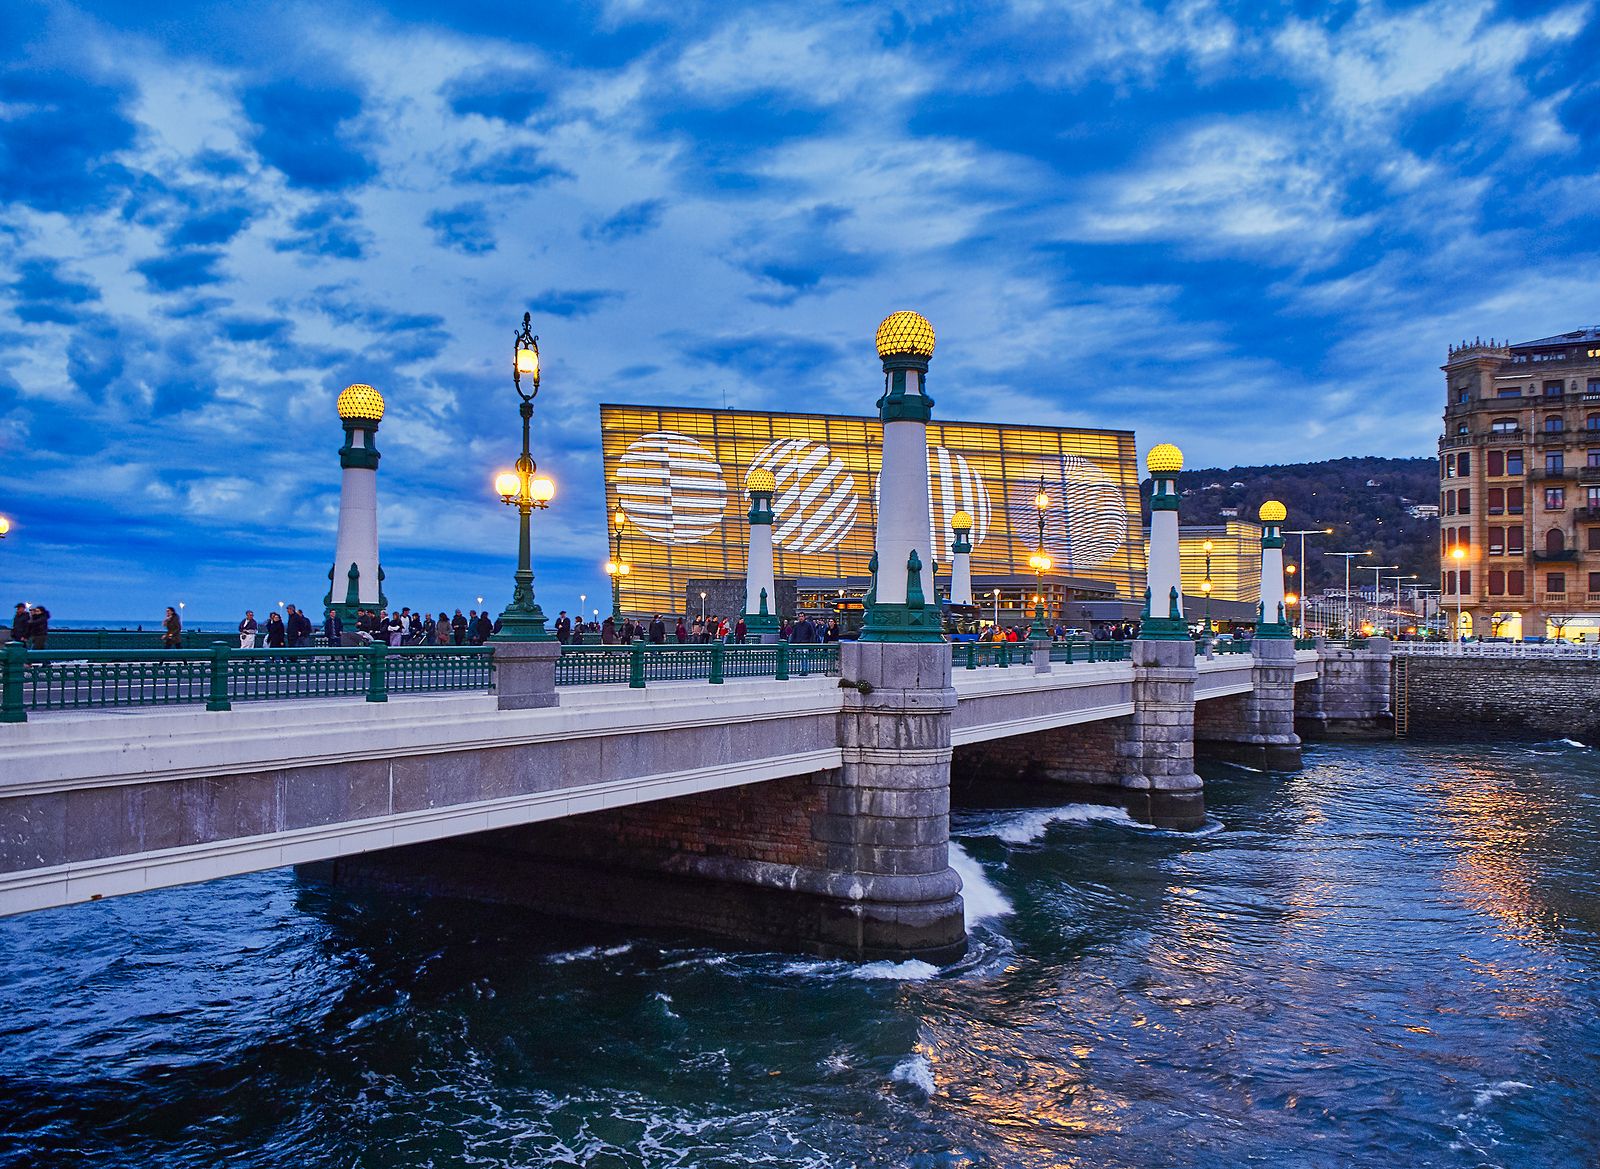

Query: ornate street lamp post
left=605, top=506, right=630, bottom=624
left=491, top=312, right=555, bottom=641
left=1201, top=538, right=1214, bottom=638
left=1028, top=480, right=1053, bottom=642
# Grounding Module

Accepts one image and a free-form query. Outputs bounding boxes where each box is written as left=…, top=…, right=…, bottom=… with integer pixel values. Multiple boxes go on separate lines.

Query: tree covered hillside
left=1142, top=456, right=1440, bottom=593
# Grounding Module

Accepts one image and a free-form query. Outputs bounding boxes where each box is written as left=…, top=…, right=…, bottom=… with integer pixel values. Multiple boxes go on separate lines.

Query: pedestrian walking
left=324, top=608, right=343, bottom=645
left=10, top=602, right=28, bottom=643
left=238, top=610, right=258, bottom=649
left=264, top=611, right=287, bottom=648
left=161, top=606, right=182, bottom=649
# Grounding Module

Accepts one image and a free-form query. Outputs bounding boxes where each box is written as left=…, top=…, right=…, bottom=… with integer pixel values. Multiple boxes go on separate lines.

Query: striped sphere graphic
left=873, top=447, right=994, bottom=555
left=1008, top=456, right=1128, bottom=572
left=615, top=431, right=729, bottom=545
left=749, top=438, right=859, bottom=554
left=930, top=446, right=992, bottom=550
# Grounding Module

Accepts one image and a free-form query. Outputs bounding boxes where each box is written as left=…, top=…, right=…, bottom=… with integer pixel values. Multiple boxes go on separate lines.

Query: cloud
left=240, top=80, right=377, bottom=190
left=134, top=249, right=228, bottom=292
left=536, top=289, right=624, bottom=318
left=442, top=66, right=554, bottom=124
left=451, top=143, right=571, bottom=186
left=168, top=201, right=256, bottom=248
left=584, top=199, right=665, bottom=242
left=6, top=258, right=100, bottom=325
left=0, top=68, right=137, bottom=213
left=271, top=199, right=371, bottom=260
left=425, top=202, right=496, bottom=254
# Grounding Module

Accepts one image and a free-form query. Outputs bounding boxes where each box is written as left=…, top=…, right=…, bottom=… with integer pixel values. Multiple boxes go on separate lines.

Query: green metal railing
left=552, top=641, right=841, bottom=689
left=1, top=642, right=493, bottom=722
left=41, top=629, right=171, bottom=651
left=1210, top=640, right=1252, bottom=655
left=1294, top=637, right=1318, bottom=650
left=952, top=640, right=1134, bottom=669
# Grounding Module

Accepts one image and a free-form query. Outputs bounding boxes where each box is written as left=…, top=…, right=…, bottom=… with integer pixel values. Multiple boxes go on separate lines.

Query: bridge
left=0, top=636, right=1361, bottom=961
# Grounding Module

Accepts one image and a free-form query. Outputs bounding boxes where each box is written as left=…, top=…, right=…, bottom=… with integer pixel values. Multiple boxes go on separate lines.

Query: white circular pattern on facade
left=749, top=438, right=858, bottom=554
left=873, top=446, right=995, bottom=556
left=930, top=446, right=992, bottom=550
left=1007, top=456, right=1128, bottom=572
left=615, top=431, right=729, bottom=545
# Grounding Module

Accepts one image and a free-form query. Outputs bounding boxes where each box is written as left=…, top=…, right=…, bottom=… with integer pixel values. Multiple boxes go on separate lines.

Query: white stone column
left=1141, top=442, right=1187, bottom=639
left=949, top=513, right=973, bottom=607
left=327, top=383, right=387, bottom=623
left=1256, top=500, right=1292, bottom=638
left=863, top=312, right=943, bottom=642
left=743, top=469, right=780, bottom=641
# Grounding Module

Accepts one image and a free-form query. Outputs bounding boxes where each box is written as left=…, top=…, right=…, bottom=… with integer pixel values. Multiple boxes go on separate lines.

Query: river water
left=2, top=741, right=1598, bottom=1168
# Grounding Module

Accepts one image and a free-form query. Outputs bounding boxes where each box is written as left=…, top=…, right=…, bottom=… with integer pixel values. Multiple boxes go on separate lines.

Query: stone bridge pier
left=1194, top=638, right=1304, bottom=771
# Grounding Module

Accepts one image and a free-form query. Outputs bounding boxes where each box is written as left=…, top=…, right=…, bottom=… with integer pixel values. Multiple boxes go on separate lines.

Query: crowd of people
left=10, top=600, right=1150, bottom=653
left=9, top=603, right=49, bottom=648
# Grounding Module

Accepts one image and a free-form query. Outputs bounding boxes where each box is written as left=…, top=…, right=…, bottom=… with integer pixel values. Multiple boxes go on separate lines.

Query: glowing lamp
left=0, top=515, right=9, bottom=537
left=612, top=507, right=627, bottom=532
left=951, top=509, right=973, bottom=532
left=1285, top=592, right=1299, bottom=606
left=1034, top=490, right=1049, bottom=511
left=746, top=468, right=776, bottom=495
left=336, top=382, right=385, bottom=423
left=494, top=471, right=521, bottom=498
left=1201, top=580, right=1212, bottom=594
left=516, top=345, right=539, bottom=379
left=605, top=560, right=619, bottom=576
left=1259, top=500, right=1287, bottom=523
left=1202, top=539, right=1214, bottom=554
left=873, top=310, right=936, bottom=360
left=1450, top=546, right=1466, bottom=561
left=530, top=476, right=555, bottom=503
left=618, top=563, right=631, bottom=576
left=1145, top=443, right=1183, bottom=474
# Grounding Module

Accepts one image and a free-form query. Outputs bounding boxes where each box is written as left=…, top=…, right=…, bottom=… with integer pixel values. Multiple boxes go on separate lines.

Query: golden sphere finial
left=337, top=383, right=385, bottom=423
left=1145, top=443, right=1183, bottom=474
left=874, top=311, right=936, bottom=360
left=746, top=467, right=776, bottom=494
left=1259, top=500, right=1287, bottom=523
left=951, top=509, right=973, bottom=531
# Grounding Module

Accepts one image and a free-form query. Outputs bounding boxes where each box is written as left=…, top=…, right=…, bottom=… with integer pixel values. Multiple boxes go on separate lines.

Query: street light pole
left=992, top=588, right=1000, bottom=629
left=1382, top=572, right=1418, bottom=637
left=1323, top=551, right=1370, bottom=639
left=1356, top=564, right=1398, bottom=637
left=491, top=312, right=555, bottom=641
left=1029, top=479, right=1053, bottom=641
left=1285, top=527, right=1333, bottom=636
left=1449, top=545, right=1467, bottom=641
left=605, top=507, right=629, bottom=625
left=1201, top=538, right=1214, bottom=638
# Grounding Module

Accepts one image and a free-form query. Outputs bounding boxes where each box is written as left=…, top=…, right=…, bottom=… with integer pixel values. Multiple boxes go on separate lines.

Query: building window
left=1460, top=570, right=1472, bottom=595
left=1589, top=487, right=1600, bottom=510
left=1508, top=450, right=1524, bottom=475
left=1590, top=528, right=1600, bottom=551
left=1458, top=488, right=1470, bottom=514
left=1508, top=526, right=1524, bottom=554
left=1508, top=486, right=1525, bottom=513
left=1546, top=487, right=1566, bottom=510
left=1445, top=490, right=1456, bottom=516
left=1458, top=388, right=1470, bottom=403
left=1492, top=418, right=1519, bottom=433
left=1546, top=381, right=1566, bottom=396
left=1489, top=570, right=1505, bottom=595
left=1458, top=452, right=1471, bottom=475
left=1489, top=526, right=1505, bottom=554
left=1446, top=570, right=1456, bottom=596
left=1488, top=487, right=1505, bottom=514
left=1589, top=572, right=1600, bottom=593
left=1488, top=450, right=1504, bottom=476
left=1588, top=414, right=1600, bottom=429
left=1547, top=452, right=1565, bottom=473
left=1546, top=416, right=1565, bottom=432
left=1508, top=570, right=1525, bottom=595
left=1589, top=378, right=1600, bottom=395
left=1458, top=423, right=1469, bottom=435
left=1444, top=454, right=1455, bottom=478
left=1547, top=528, right=1566, bottom=554
left=1547, top=572, right=1565, bottom=594
left=1498, top=387, right=1523, bottom=398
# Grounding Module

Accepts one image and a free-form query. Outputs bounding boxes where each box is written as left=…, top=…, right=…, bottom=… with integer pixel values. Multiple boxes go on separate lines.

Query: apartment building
left=1440, top=327, right=1600, bottom=640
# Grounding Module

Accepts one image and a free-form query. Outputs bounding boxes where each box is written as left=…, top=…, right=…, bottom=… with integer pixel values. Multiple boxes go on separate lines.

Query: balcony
left=1533, top=549, right=1579, bottom=562
left=1578, top=465, right=1600, bottom=484
left=1579, top=507, right=1600, bottom=521
left=1530, top=467, right=1570, bottom=480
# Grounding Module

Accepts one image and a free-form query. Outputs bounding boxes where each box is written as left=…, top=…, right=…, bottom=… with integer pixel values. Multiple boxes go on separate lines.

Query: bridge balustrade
left=0, top=639, right=845, bottom=721
left=951, top=640, right=1133, bottom=670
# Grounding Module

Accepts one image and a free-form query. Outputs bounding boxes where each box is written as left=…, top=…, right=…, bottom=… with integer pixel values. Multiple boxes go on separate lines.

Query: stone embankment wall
left=1297, top=640, right=1393, bottom=739
left=1400, top=656, right=1600, bottom=741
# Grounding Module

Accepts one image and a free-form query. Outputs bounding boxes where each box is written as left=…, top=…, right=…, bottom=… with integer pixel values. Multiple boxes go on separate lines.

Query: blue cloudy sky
left=1, top=0, right=1597, bottom=620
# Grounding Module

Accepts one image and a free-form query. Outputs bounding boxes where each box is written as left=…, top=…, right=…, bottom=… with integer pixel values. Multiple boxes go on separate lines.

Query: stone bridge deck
left=0, top=651, right=1320, bottom=917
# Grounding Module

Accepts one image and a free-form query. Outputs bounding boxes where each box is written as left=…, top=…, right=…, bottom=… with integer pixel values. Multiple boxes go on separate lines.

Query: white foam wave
left=1559, top=738, right=1587, bottom=748
left=548, top=943, right=633, bottom=965
left=988, top=803, right=1137, bottom=844
left=891, top=1054, right=935, bottom=1095
left=1472, top=1080, right=1533, bottom=1110
left=852, top=959, right=939, bottom=981
left=949, top=841, right=1014, bottom=925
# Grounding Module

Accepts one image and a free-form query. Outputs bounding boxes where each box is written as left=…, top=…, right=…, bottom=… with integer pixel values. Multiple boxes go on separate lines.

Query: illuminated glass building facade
left=1178, top=521, right=1264, bottom=606
left=600, top=404, right=1146, bottom=619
